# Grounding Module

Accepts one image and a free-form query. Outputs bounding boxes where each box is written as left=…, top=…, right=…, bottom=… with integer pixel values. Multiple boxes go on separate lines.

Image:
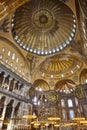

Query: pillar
left=7, top=77, right=12, bottom=91
left=1, top=74, right=7, bottom=88
left=13, top=80, right=17, bottom=92
left=0, top=98, right=10, bottom=129
left=17, top=103, right=23, bottom=117
left=17, top=83, right=21, bottom=94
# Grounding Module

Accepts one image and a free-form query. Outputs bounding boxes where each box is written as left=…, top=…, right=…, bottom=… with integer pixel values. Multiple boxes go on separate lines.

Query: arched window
left=0, top=54, right=3, bottom=59
left=2, top=48, right=5, bottom=52
left=61, top=99, right=65, bottom=107
left=68, top=99, right=73, bottom=107
left=16, top=57, right=19, bottom=63
left=12, top=53, right=15, bottom=60
left=75, top=97, right=78, bottom=106
left=69, top=109, right=75, bottom=120
left=8, top=51, right=11, bottom=56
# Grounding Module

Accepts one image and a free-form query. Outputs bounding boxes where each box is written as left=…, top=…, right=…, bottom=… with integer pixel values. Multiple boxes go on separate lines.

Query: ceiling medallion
left=11, top=0, right=76, bottom=56
left=32, top=9, right=54, bottom=31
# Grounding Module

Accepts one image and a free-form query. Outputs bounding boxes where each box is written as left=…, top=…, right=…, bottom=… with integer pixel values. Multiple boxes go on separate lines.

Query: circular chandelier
left=11, top=0, right=76, bottom=56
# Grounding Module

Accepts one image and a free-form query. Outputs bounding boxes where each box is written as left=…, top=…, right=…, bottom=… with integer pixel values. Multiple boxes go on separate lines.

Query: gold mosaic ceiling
left=79, top=68, right=87, bottom=84
left=79, top=0, right=87, bottom=17
left=0, top=0, right=87, bottom=93
left=39, top=54, right=83, bottom=78
left=11, top=0, right=76, bottom=56
left=0, top=0, right=29, bottom=22
left=33, top=79, right=50, bottom=91
left=55, top=79, right=76, bottom=93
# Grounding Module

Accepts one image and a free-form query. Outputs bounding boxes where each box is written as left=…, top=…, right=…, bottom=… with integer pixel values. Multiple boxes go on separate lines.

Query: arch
left=0, top=71, right=4, bottom=86
left=55, top=79, right=76, bottom=94
left=4, top=100, right=14, bottom=119
left=33, top=79, right=50, bottom=91
left=14, top=102, right=21, bottom=117
left=4, top=75, right=10, bottom=89
left=3, top=99, right=14, bottom=129
left=0, top=96, right=6, bottom=117
left=79, top=68, right=87, bottom=84
left=0, top=96, right=6, bottom=103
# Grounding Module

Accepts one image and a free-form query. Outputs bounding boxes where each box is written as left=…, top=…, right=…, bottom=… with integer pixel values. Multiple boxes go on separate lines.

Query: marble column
left=13, top=80, right=17, bottom=92
left=7, top=77, right=12, bottom=91
left=17, top=83, right=21, bottom=94
left=1, top=74, right=7, bottom=88
left=0, top=71, right=2, bottom=86
left=17, top=103, right=23, bottom=117
left=0, top=98, right=10, bottom=129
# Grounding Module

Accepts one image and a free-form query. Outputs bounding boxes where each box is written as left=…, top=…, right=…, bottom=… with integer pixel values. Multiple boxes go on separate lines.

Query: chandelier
left=10, top=114, right=87, bottom=129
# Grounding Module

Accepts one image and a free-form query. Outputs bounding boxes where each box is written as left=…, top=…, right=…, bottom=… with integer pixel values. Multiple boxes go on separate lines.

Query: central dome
left=11, top=0, right=76, bottom=55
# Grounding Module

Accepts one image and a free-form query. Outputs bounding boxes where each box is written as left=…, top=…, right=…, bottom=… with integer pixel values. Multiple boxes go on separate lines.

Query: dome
left=11, top=0, right=76, bottom=56
left=33, top=79, right=49, bottom=91
left=55, top=79, right=76, bottom=94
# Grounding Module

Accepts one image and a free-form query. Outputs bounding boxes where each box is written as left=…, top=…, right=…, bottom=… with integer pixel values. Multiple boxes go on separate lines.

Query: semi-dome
left=33, top=79, right=50, bottom=91
left=80, top=68, right=87, bottom=84
left=39, top=54, right=83, bottom=78
left=0, top=36, right=29, bottom=81
left=11, top=0, right=76, bottom=56
left=55, top=79, right=76, bottom=94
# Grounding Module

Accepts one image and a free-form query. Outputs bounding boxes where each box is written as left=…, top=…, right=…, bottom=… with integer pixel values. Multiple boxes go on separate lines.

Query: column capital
left=18, top=82, right=21, bottom=86
left=9, top=77, right=13, bottom=81
left=12, top=100, right=19, bottom=108
left=14, top=80, right=17, bottom=84
left=4, top=98, right=10, bottom=106
left=3, top=74, right=7, bottom=78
